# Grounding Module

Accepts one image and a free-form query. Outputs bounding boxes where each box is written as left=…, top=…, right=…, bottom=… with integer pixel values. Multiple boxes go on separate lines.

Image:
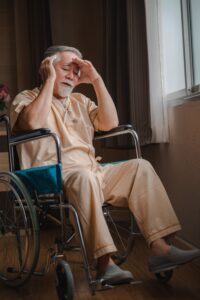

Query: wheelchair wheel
left=155, top=269, right=173, bottom=284
left=0, top=172, right=40, bottom=287
left=56, top=260, right=74, bottom=300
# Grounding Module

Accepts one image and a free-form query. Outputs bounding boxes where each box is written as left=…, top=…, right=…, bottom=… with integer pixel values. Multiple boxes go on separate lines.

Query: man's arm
left=15, top=56, right=57, bottom=131
left=72, top=58, right=119, bottom=131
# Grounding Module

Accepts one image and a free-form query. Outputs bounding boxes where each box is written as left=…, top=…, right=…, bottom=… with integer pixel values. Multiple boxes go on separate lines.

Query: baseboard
left=174, top=236, right=200, bottom=268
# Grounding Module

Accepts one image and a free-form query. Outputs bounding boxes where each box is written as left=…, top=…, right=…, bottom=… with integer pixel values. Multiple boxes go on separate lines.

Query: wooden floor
left=1, top=227, right=200, bottom=300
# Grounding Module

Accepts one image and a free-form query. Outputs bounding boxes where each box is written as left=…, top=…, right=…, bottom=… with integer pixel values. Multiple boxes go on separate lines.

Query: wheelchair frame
left=0, top=114, right=173, bottom=299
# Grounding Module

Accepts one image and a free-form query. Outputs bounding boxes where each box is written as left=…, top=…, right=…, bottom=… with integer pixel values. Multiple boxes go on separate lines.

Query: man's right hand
left=39, top=55, right=57, bottom=83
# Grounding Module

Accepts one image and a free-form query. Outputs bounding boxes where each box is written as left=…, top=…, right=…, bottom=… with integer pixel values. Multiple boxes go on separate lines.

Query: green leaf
left=0, top=102, right=6, bottom=110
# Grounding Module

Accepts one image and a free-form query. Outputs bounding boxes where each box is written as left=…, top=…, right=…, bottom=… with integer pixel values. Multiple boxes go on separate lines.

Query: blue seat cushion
left=14, top=163, right=62, bottom=194
left=100, top=160, right=127, bottom=166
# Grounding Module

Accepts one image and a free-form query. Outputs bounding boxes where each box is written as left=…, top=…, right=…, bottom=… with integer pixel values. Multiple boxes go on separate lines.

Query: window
left=158, top=0, right=200, bottom=99
left=187, top=0, right=200, bottom=88
left=145, top=0, right=200, bottom=142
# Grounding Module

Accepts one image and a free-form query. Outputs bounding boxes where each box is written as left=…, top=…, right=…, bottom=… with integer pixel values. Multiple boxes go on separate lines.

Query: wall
left=139, top=98, right=200, bottom=248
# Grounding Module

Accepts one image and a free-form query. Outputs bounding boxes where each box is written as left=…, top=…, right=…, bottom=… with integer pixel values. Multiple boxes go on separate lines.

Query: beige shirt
left=10, top=88, right=103, bottom=177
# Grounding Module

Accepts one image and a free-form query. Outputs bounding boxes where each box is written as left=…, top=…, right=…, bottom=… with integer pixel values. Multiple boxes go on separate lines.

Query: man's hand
left=39, top=55, right=57, bottom=83
left=72, top=56, right=118, bottom=131
left=72, top=57, right=100, bottom=85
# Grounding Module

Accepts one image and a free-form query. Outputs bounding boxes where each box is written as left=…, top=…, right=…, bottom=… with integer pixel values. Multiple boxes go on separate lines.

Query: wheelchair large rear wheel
left=0, top=172, right=40, bottom=287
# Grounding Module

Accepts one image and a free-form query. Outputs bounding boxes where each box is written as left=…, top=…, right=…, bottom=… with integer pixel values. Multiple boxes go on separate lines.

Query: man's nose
left=66, top=69, right=74, bottom=80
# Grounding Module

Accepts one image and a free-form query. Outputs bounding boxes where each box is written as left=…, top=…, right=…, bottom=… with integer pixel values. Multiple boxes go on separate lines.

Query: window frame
left=166, top=0, right=200, bottom=101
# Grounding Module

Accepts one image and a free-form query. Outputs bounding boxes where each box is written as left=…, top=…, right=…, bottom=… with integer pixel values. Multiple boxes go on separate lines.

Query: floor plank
left=0, top=228, right=200, bottom=300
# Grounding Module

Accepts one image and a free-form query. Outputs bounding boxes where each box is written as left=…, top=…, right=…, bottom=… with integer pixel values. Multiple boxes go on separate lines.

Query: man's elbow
left=17, top=116, right=42, bottom=131
left=26, top=118, right=44, bottom=130
left=114, top=118, right=119, bottom=128
left=109, top=119, right=119, bottom=130
left=99, top=119, right=119, bottom=131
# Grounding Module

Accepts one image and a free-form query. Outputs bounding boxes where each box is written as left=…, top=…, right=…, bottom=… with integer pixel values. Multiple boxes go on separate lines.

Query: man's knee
left=126, top=158, right=156, bottom=181
left=64, top=168, right=99, bottom=190
left=68, top=169, right=95, bottom=184
left=129, top=158, right=153, bottom=171
left=64, top=168, right=103, bottom=211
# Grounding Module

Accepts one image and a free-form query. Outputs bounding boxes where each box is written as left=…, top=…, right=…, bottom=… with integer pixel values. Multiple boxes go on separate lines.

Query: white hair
left=44, top=45, right=82, bottom=59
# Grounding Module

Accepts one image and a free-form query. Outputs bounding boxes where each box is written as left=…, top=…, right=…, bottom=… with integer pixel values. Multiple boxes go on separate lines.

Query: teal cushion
left=14, top=164, right=62, bottom=194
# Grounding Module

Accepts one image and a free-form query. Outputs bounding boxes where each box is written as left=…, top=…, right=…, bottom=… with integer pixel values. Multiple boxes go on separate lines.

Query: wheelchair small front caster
left=155, top=269, right=174, bottom=284
left=56, top=260, right=74, bottom=300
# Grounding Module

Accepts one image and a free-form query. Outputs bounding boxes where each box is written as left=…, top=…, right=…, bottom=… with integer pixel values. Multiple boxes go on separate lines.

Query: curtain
left=103, top=0, right=152, bottom=147
left=145, top=0, right=169, bottom=142
left=14, top=0, right=52, bottom=91
left=12, top=0, right=152, bottom=146
left=26, top=0, right=52, bottom=86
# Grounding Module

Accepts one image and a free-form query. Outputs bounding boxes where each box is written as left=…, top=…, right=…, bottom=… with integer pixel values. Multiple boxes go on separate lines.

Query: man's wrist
left=44, top=77, right=56, bottom=86
left=91, top=76, right=102, bottom=85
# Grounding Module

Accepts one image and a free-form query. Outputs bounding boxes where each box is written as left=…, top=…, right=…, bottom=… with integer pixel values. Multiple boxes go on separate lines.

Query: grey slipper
left=98, top=264, right=134, bottom=285
left=149, top=245, right=200, bottom=273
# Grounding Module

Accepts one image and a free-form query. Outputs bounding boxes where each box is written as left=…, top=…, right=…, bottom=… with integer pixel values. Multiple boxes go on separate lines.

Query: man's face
left=53, top=51, right=80, bottom=99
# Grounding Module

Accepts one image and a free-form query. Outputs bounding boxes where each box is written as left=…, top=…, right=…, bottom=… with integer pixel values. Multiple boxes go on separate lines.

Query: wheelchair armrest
left=8, top=128, right=62, bottom=171
left=10, top=128, right=51, bottom=143
left=94, top=124, right=133, bottom=138
left=94, top=124, right=142, bottom=158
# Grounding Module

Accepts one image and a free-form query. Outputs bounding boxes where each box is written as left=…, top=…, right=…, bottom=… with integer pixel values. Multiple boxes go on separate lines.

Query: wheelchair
left=0, top=114, right=174, bottom=299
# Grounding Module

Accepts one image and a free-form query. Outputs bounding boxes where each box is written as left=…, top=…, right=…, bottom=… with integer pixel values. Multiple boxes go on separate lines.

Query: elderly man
left=10, top=45, right=200, bottom=284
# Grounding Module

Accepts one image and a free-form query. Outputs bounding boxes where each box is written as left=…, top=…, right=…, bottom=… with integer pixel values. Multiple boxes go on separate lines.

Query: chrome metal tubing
left=9, top=132, right=61, bottom=171
left=60, top=204, right=94, bottom=290
left=94, top=128, right=142, bottom=159
left=0, top=115, right=12, bottom=170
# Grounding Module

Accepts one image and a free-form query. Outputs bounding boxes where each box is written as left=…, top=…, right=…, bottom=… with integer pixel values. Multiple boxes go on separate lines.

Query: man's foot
left=149, top=245, right=200, bottom=273
left=97, top=264, right=134, bottom=285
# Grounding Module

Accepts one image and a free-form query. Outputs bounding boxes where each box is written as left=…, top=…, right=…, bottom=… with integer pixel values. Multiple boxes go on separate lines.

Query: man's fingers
left=41, top=55, right=58, bottom=65
left=72, top=57, right=91, bottom=66
left=50, top=55, right=59, bottom=64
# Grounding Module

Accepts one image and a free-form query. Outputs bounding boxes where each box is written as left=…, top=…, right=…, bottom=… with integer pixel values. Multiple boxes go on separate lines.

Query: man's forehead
left=56, top=52, right=77, bottom=66
left=59, top=51, right=78, bottom=61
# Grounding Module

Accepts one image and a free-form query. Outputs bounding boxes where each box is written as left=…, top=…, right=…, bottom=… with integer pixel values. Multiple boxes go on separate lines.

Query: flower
left=0, top=84, right=11, bottom=111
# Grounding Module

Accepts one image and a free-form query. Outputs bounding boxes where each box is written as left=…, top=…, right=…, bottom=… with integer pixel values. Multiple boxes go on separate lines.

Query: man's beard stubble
left=58, top=85, right=74, bottom=98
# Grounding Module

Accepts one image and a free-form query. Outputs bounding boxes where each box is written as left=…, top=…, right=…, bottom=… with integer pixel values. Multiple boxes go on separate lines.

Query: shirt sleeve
left=9, top=89, right=38, bottom=131
left=87, top=98, right=99, bottom=131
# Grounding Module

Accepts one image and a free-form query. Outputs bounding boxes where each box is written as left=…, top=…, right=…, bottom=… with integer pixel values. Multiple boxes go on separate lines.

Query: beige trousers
left=63, top=159, right=181, bottom=259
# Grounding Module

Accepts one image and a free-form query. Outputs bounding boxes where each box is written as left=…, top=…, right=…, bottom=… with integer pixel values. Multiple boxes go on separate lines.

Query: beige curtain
left=145, top=0, right=169, bottom=143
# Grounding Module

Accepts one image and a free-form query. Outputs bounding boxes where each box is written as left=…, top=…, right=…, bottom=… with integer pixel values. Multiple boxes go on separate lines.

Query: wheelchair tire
left=0, top=172, right=40, bottom=287
left=56, top=260, right=74, bottom=300
left=155, top=269, right=173, bottom=284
